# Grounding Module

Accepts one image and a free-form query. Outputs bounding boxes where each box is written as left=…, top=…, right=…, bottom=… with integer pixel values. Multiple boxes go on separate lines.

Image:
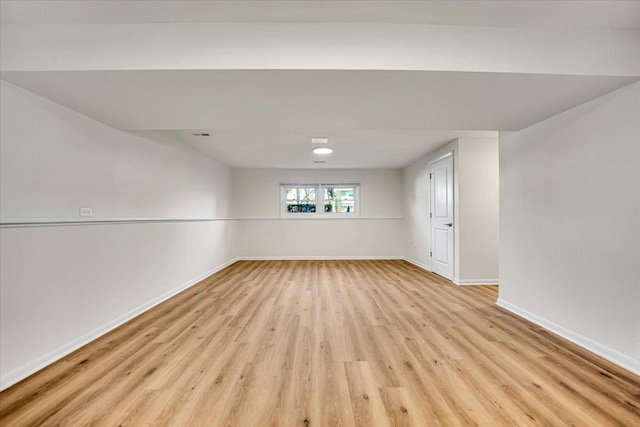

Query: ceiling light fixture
left=313, top=161, right=326, bottom=164
left=311, top=137, right=329, bottom=144
left=312, top=147, right=334, bottom=155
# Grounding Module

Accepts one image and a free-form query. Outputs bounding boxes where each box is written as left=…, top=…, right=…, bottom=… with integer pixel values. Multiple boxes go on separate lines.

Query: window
left=281, top=184, right=360, bottom=217
left=323, top=186, right=355, bottom=213
left=284, top=186, right=317, bottom=213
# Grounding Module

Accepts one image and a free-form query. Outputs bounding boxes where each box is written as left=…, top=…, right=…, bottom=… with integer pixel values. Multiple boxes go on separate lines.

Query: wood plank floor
left=1, top=260, right=639, bottom=426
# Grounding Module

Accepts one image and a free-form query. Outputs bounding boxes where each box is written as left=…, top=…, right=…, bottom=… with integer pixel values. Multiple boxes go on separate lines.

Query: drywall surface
left=403, top=137, right=499, bottom=283
left=234, top=219, right=403, bottom=259
left=0, top=80, right=235, bottom=387
left=500, top=81, right=640, bottom=367
left=231, top=168, right=403, bottom=258
left=3, top=23, right=639, bottom=77
left=0, top=81, right=230, bottom=219
left=457, top=137, right=499, bottom=281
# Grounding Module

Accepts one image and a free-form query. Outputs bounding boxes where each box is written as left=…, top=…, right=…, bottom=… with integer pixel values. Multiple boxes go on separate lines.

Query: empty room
left=1, top=1, right=639, bottom=426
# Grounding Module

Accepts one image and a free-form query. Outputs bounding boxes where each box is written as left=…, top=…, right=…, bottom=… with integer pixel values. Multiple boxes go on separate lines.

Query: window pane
left=286, top=187, right=316, bottom=213
left=323, top=187, right=355, bottom=213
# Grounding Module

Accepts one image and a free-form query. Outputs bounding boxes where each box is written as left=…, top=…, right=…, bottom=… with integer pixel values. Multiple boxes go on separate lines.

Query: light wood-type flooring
left=1, top=260, right=639, bottom=426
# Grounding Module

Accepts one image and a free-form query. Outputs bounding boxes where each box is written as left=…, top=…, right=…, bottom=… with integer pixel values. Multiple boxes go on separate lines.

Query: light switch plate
left=79, top=207, right=93, bottom=217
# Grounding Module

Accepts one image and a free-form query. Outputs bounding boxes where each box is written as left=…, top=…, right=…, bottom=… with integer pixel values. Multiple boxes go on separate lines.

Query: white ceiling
left=1, top=1, right=639, bottom=169
left=4, top=70, right=636, bottom=131
left=2, top=70, right=636, bottom=168
left=137, top=129, right=498, bottom=169
left=2, top=1, right=640, bottom=30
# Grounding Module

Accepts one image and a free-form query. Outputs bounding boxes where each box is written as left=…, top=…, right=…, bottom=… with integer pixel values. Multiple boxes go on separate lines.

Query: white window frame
left=280, top=183, right=360, bottom=218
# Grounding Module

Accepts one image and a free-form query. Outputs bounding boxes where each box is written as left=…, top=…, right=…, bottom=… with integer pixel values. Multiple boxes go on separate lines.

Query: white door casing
left=429, top=154, right=454, bottom=280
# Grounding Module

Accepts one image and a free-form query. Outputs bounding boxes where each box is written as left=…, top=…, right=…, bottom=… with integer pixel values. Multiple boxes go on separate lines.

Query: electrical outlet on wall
left=79, top=207, right=93, bottom=217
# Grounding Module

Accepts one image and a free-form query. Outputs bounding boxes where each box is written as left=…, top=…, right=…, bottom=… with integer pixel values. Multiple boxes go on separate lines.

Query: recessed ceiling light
left=311, top=137, right=329, bottom=144
left=313, top=161, right=326, bottom=164
left=192, top=133, right=210, bottom=137
left=313, top=147, right=334, bottom=155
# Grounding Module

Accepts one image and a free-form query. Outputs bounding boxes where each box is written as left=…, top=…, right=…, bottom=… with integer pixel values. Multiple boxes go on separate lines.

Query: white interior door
left=430, top=154, right=454, bottom=280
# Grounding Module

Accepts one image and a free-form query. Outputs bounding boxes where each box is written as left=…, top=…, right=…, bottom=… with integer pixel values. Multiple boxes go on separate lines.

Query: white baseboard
left=403, top=259, right=498, bottom=286
left=496, top=298, right=640, bottom=376
left=238, top=255, right=404, bottom=261
left=0, top=257, right=239, bottom=391
left=402, top=257, right=431, bottom=272
left=453, top=278, right=499, bottom=285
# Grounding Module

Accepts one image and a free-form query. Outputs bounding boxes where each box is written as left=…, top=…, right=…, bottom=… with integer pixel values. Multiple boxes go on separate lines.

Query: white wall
left=231, top=168, right=404, bottom=258
left=458, top=138, right=500, bottom=282
left=499, top=81, right=640, bottom=374
left=403, top=137, right=499, bottom=283
left=0, top=80, right=235, bottom=388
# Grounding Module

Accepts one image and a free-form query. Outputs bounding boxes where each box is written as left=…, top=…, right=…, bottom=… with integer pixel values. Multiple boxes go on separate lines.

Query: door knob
left=445, top=223, right=453, bottom=227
